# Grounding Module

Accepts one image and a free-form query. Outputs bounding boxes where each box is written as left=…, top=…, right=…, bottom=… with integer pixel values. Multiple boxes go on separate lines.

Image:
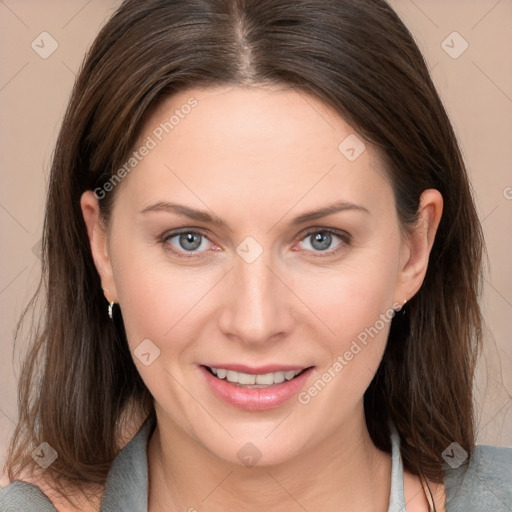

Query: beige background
left=1, top=0, right=511, bottom=481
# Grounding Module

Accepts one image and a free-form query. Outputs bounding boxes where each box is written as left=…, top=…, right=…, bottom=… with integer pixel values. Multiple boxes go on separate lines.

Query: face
left=82, top=85, right=440, bottom=466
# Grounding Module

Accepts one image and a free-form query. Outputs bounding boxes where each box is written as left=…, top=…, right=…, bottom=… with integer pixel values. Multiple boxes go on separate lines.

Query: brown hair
left=6, top=0, right=484, bottom=507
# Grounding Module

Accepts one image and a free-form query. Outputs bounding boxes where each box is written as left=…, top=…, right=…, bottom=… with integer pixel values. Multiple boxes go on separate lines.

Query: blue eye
left=303, top=231, right=337, bottom=251
left=163, top=230, right=211, bottom=257
left=299, top=229, right=350, bottom=257
left=160, top=228, right=350, bottom=259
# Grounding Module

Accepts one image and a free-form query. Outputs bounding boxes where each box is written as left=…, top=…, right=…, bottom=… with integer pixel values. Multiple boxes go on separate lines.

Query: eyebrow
left=139, top=200, right=369, bottom=226
left=290, top=200, right=369, bottom=224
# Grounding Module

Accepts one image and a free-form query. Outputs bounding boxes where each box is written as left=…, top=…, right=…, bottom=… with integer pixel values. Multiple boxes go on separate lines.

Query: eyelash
left=160, top=227, right=351, bottom=259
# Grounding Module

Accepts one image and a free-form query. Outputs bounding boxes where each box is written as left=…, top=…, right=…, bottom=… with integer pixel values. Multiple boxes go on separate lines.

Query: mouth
left=202, top=365, right=312, bottom=388
left=199, top=363, right=316, bottom=411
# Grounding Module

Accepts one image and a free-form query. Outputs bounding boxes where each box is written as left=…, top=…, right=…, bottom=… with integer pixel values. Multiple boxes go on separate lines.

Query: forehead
left=117, top=85, right=393, bottom=221
left=141, top=84, right=356, bottom=157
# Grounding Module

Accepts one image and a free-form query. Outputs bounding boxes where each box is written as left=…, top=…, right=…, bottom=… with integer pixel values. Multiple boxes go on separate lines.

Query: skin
left=80, top=85, right=445, bottom=512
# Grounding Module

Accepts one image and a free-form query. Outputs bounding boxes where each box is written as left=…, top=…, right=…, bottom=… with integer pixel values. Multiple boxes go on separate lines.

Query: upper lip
left=201, top=363, right=312, bottom=374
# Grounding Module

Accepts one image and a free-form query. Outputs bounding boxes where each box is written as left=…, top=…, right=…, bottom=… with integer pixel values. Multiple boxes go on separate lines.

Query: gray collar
left=99, top=419, right=407, bottom=511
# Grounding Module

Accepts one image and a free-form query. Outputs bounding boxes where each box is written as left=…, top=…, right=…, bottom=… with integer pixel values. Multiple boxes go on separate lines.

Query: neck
left=147, top=402, right=392, bottom=512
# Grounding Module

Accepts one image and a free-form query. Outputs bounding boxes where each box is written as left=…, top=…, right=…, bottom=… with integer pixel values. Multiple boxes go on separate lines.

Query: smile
left=207, top=366, right=306, bottom=387
left=199, top=364, right=315, bottom=411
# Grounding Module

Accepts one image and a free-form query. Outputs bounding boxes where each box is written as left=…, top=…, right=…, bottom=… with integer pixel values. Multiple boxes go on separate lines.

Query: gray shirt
left=2, top=419, right=511, bottom=511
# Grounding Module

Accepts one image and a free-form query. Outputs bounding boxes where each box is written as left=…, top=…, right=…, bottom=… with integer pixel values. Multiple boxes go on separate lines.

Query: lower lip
left=199, top=365, right=315, bottom=411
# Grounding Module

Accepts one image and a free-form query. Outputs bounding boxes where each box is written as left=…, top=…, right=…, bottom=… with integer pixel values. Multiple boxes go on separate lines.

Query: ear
left=80, top=191, right=118, bottom=303
left=394, top=189, right=443, bottom=304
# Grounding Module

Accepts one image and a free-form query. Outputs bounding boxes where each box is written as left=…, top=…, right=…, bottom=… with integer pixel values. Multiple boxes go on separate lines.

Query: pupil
left=180, top=232, right=201, bottom=250
left=312, top=232, right=331, bottom=251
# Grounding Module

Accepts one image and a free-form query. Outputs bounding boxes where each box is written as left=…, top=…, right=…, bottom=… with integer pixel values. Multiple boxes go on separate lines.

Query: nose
left=217, top=249, right=295, bottom=347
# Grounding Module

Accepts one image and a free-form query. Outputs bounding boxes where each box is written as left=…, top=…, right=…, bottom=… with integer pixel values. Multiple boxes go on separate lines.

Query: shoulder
left=0, top=480, right=58, bottom=511
left=0, top=418, right=153, bottom=512
left=1, top=478, right=102, bottom=512
left=444, top=444, right=512, bottom=512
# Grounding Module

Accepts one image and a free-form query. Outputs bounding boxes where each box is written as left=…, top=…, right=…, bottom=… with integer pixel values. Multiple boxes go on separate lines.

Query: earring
left=108, top=301, right=115, bottom=320
left=393, top=299, right=407, bottom=316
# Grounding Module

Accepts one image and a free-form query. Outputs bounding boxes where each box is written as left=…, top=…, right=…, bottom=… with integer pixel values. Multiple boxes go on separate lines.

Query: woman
left=1, top=0, right=511, bottom=511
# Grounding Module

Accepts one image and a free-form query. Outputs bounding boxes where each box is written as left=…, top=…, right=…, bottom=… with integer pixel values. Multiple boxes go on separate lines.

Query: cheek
left=112, top=259, right=217, bottom=408
left=295, top=247, right=399, bottom=345
left=114, top=260, right=208, bottom=346
left=291, top=244, right=400, bottom=398
left=292, top=261, right=398, bottom=417
left=110, top=232, right=224, bottom=370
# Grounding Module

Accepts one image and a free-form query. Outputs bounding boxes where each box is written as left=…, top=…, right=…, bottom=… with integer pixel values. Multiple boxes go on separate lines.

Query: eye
left=297, top=228, right=351, bottom=257
left=162, top=230, right=213, bottom=258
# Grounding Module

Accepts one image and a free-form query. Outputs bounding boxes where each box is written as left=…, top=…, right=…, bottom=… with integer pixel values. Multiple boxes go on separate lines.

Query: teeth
left=284, top=370, right=300, bottom=381
left=210, top=367, right=303, bottom=386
